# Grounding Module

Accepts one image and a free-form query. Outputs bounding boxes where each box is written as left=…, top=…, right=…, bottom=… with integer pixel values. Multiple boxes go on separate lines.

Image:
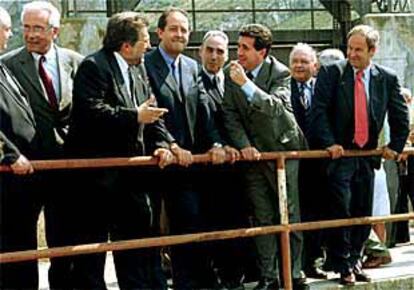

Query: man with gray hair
left=198, top=30, right=251, bottom=290
left=1, top=1, right=83, bottom=288
left=289, top=42, right=329, bottom=280
left=310, top=24, right=409, bottom=285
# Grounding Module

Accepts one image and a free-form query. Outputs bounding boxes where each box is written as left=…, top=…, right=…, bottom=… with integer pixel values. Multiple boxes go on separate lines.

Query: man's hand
left=137, top=95, right=168, bottom=124
left=240, top=146, right=261, bottom=161
left=170, top=143, right=193, bottom=167
left=382, top=146, right=403, bottom=161
left=229, top=61, right=248, bottom=86
left=224, top=145, right=240, bottom=164
left=208, top=146, right=226, bottom=165
left=327, top=144, right=344, bottom=159
left=10, top=154, right=34, bottom=175
left=153, top=148, right=174, bottom=169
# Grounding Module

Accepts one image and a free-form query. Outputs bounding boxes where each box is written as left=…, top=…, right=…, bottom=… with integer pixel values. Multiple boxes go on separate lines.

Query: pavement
left=39, top=228, right=414, bottom=290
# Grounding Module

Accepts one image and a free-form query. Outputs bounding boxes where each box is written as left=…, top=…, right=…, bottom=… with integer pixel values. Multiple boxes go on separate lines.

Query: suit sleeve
left=249, top=64, right=293, bottom=117
left=309, top=65, right=337, bottom=149
left=72, top=58, right=139, bottom=131
left=139, top=66, right=175, bottom=152
left=0, top=130, right=20, bottom=165
left=386, top=73, right=410, bottom=153
left=222, top=77, right=252, bottom=149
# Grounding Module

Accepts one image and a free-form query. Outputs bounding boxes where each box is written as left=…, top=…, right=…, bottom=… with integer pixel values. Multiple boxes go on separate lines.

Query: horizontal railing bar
left=1, top=148, right=413, bottom=172
left=1, top=213, right=412, bottom=264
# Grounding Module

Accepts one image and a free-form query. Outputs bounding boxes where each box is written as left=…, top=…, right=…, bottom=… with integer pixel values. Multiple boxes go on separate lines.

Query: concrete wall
left=364, top=13, right=414, bottom=92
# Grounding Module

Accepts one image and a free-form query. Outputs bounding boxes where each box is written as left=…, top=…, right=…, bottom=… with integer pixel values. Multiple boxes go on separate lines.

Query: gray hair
left=21, top=1, right=61, bottom=28
left=0, top=6, right=10, bottom=26
left=202, top=30, right=229, bottom=46
left=318, top=48, right=345, bottom=66
left=289, top=42, right=317, bottom=65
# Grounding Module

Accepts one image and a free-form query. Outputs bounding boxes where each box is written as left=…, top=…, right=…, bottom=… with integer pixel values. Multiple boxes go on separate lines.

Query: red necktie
left=354, top=70, right=369, bottom=147
left=39, top=55, right=58, bottom=110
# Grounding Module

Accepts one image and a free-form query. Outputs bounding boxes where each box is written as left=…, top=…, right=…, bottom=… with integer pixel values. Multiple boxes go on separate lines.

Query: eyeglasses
left=23, top=25, right=52, bottom=34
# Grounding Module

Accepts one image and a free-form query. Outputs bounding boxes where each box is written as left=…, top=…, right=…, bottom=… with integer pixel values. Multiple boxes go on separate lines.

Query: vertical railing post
left=277, top=156, right=292, bottom=290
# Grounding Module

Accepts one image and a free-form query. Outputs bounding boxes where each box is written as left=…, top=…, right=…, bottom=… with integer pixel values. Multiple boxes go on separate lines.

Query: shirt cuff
left=241, top=79, right=256, bottom=102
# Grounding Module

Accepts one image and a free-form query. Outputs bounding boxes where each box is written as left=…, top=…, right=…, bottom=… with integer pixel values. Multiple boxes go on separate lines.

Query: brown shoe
left=363, top=255, right=392, bottom=268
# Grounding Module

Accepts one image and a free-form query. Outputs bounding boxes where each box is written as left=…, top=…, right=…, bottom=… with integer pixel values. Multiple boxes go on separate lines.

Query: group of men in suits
left=1, top=2, right=411, bottom=290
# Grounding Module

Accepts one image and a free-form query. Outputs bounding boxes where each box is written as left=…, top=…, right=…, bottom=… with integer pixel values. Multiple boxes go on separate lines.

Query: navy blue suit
left=310, top=60, right=409, bottom=274
left=145, top=48, right=221, bottom=289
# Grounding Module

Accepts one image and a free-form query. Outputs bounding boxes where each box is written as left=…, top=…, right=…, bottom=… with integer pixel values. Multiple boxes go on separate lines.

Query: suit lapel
left=153, top=49, right=183, bottom=102
left=201, top=71, right=222, bottom=105
left=56, top=46, right=72, bottom=109
left=17, top=49, right=45, bottom=100
left=107, top=52, right=134, bottom=107
left=339, top=63, right=354, bottom=114
left=369, top=64, right=382, bottom=128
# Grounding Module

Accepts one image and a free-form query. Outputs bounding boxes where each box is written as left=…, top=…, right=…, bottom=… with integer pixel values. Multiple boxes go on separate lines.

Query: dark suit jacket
left=290, top=78, right=315, bottom=141
left=1, top=45, right=83, bottom=158
left=0, top=62, right=37, bottom=165
left=310, top=60, right=409, bottom=153
left=144, top=48, right=221, bottom=150
left=195, top=69, right=229, bottom=152
left=66, top=48, right=174, bottom=158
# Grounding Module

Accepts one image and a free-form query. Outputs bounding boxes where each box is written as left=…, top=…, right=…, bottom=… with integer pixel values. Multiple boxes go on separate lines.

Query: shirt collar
left=202, top=66, right=224, bottom=83
left=353, top=63, right=371, bottom=79
left=248, top=61, right=264, bottom=79
left=32, top=44, right=56, bottom=63
left=114, top=51, right=130, bottom=74
left=159, top=46, right=180, bottom=69
left=296, top=78, right=313, bottom=89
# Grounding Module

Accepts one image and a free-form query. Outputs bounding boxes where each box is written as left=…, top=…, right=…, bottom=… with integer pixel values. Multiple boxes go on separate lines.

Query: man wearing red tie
left=310, top=24, right=409, bottom=285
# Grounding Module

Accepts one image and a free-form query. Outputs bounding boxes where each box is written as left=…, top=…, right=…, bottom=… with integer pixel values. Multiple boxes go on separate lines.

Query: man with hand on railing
left=289, top=43, right=329, bottom=280
left=197, top=30, right=255, bottom=290
left=144, top=8, right=227, bottom=289
left=65, top=12, right=187, bottom=289
left=0, top=6, right=40, bottom=289
left=310, top=24, right=409, bottom=286
left=223, top=24, right=308, bottom=290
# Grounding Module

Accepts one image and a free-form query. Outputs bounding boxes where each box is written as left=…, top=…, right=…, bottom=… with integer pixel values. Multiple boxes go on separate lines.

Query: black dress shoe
left=339, top=273, right=355, bottom=286
left=305, top=267, right=328, bottom=279
left=253, top=278, right=279, bottom=290
left=353, top=268, right=372, bottom=282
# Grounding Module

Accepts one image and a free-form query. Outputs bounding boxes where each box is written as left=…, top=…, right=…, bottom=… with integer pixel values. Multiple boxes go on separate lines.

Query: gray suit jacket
left=1, top=45, right=83, bottom=158
left=223, top=55, right=306, bottom=153
left=223, top=56, right=307, bottom=191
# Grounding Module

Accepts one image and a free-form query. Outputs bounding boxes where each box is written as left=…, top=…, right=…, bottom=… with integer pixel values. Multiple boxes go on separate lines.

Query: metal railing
left=1, top=148, right=414, bottom=290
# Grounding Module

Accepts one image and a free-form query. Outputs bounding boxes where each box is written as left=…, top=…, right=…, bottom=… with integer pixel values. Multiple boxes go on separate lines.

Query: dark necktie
left=212, top=75, right=223, bottom=97
left=171, top=61, right=179, bottom=85
left=354, top=70, right=369, bottom=147
left=38, top=55, right=58, bottom=110
left=128, top=67, right=137, bottom=105
left=299, top=82, right=310, bottom=110
left=246, top=71, right=254, bottom=81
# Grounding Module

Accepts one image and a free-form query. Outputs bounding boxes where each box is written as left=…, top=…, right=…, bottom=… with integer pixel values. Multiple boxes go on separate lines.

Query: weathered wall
left=59, top=17, right=107, bottom=56
left=364, top=13, right=414, bottom=91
